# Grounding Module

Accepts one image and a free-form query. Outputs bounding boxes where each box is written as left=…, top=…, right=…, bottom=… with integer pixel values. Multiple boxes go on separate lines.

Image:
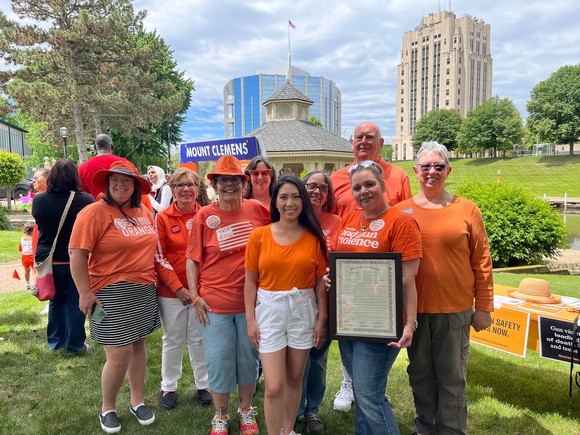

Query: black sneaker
left=160, top=390, right=177, bottom=410
left=130, top=404, right=155, bottom=425
left=197, top=388, right=212, bottom=406
left=99, top=411, right=121, bottom=433
left=305, top=413, right=324, bottom=433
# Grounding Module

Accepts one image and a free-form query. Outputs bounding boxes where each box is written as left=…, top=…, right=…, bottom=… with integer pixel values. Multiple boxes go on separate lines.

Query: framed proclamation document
left=329, top=252, right=403, bottom=343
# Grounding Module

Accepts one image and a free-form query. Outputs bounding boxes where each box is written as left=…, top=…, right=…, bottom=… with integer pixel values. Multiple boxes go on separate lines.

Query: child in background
left=19, top=223, right=35, bottom=290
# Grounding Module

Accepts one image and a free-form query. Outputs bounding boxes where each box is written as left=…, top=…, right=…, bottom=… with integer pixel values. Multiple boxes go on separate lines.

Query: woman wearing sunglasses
left=336, top=160, right=422, bottom=435
left=243, top=156, right=278, bottom=205
left=186, top=155, right=270, bottom=435
left=396, top=142, right=493, bottom=435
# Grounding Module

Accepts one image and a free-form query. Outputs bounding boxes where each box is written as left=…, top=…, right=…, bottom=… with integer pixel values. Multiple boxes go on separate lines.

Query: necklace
left=360, top=205, right=389, bottom=231
left=116, top=200, right=138, bottom=226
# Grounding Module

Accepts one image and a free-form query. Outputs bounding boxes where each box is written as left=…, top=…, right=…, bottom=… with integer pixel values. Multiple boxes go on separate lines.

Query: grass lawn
left=393, top=155, right=580, bottom=197
left=0, top=230, right=22, bottom=263
left=1, top=273, right=579, bottom=434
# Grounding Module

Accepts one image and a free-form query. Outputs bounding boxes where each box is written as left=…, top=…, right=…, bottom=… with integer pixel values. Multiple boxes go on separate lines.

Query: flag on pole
left=288, top=20, right=296, bottom=29
left=13, top=269, right=20, bottom=280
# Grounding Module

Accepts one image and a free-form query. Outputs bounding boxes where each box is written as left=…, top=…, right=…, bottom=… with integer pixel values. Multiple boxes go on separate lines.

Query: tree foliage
left=412, top=109, right=462, bottom=151
left=457, top=181, right=567, bottom=268
left=527, top=64, right=580, bottom=156
left=0, top=150, right=27, bottom=208
left=309, top=115, right=323, bottom=127
left=457, top=96, right=523, bottom=157
left=0, top=0, right=193, bottom=162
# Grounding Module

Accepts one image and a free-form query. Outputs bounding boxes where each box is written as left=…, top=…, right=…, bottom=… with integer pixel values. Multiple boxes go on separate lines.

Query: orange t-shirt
left=245, top=225, right=328, bottom=291
left=396, top=196, right=494, bottom=313
left=69, top=201, right=157, bottom=293
left=186, top=200, right=271, bottom=313
left=336, top=207, right=422, bottom=261
left=319, top=211, right=341, bottom=252
left=330, top=157, right=412, bottom=217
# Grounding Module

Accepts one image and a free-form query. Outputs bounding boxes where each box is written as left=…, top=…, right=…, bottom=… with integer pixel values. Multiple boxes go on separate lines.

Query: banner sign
left=538, top=316, right=580, bottom=364
left=180, top=137, right=259, bottom=163
left=470, top=306, right=530, bottom=357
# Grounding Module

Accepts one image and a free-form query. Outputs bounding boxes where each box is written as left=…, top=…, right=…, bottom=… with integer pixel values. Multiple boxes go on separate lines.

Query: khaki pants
left=407, top=309, right=472, bottom=435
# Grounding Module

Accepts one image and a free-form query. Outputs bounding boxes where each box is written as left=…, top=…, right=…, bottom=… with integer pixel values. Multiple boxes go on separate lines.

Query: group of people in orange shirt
left=33, top=120, right=493, bottom=435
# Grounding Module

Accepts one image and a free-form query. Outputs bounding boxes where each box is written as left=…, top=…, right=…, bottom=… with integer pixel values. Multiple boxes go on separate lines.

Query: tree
left=527, top=64, right=580, bottom=156
left=0, top=150, right=27, bottom=209
left=457, top=181, right=567, bottom=267
left=109, top=30, right=193, bottom=171
left=458, top=96, right=523, bottom=158
left=412, top=109, right=462, bottom=151
left=309, top=115, right=323, bottom=127
left=0, top=1, right=191, bottom=162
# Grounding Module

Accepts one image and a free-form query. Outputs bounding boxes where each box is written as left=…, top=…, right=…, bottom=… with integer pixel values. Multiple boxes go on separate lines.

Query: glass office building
left=223, top=66, right=341, bottom=137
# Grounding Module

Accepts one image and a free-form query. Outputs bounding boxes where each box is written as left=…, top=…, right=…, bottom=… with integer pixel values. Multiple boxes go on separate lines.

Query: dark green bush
left=456, top=182, right=567, bottom=268
left=0, top=207, right=9, bottom=231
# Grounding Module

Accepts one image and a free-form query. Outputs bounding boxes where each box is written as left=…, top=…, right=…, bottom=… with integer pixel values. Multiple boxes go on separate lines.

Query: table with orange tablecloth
left=471, top=285, right=580, bottom=357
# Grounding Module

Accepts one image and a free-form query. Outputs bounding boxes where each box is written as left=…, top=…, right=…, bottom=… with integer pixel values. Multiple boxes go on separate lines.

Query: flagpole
left=287, top=22, right=292, bottom=84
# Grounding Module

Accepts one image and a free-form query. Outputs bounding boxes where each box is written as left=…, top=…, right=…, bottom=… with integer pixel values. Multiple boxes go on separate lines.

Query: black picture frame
left=329, top=252, right=403, bottom=343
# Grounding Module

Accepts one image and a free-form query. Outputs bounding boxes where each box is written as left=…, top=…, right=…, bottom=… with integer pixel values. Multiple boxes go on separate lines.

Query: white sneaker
left=333, top=381, right=354, bottom=412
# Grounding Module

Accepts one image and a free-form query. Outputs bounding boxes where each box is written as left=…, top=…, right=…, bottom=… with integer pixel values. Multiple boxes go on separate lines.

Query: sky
left=3, top=0, right=580, bottom=145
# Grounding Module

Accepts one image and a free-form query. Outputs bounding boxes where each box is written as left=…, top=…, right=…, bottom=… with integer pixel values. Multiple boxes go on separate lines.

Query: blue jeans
left=47, top=264, right=86, bottom=353
left=298, top=338, right=331, bottom=416
left=339, top=340, right=401, bottom=435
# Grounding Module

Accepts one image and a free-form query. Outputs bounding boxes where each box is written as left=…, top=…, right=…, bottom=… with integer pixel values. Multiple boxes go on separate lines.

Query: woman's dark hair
left=103, top=176, right=142, bottom=208
left=302, top=171, right=336, bottom=213
left=270, top=175, right=327, bottom=257
left=197, top=180, right=211, bottom=206
left=46, top=159, right=81, bottom=193
left=243, top=156, right=278, bottom=200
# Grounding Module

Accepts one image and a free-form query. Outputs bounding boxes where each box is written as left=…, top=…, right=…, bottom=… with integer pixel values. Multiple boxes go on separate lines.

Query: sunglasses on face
left=216, top=176, right=243, bottom=185
left=347, top=160, right=377, bottom=174
left=417, top=163, right=448, bottom=173
left=305, top=182, right=329, bottom=194
left=248, top=169, right=272, bottom=178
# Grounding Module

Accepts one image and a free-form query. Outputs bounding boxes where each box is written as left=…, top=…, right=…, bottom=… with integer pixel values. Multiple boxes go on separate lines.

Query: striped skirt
left=90, top=281, right=161, bottom=347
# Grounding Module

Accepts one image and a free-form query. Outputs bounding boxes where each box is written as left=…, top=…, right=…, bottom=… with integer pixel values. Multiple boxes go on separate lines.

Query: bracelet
left=405, top=322, right=417, bottom=332
left=192, top=296, right=201, bottom=306
left=406, top=315, right=419, bottom=329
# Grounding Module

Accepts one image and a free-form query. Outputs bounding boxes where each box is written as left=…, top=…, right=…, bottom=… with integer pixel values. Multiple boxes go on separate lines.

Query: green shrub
left=0, top=207, right=9, bottom=231
left=457, top=182, right=567, bottom=267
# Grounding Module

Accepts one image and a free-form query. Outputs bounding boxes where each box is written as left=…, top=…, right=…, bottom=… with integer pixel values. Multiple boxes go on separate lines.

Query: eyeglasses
left=216, top=176, right=243, bottom=185
left=248, top=169, right=272, bottom=178
left=416, top=163, right=448, bottom=172
left=305, top=183, right=329, bottom=194
left=347, top=160, right=376, bottom=174
left=109, top=176, right=133, bottom=184
left=353, top=134, right=377, bottom=143
left=173, top=182, right=198, bottom=190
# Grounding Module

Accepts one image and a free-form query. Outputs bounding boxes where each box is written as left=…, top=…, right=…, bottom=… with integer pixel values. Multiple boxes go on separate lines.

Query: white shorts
left=255, top=287, right=318, bottom=353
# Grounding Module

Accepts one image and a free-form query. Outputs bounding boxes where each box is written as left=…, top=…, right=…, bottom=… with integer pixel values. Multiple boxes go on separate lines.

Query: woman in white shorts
left=245, top=175, right=328, bottom=435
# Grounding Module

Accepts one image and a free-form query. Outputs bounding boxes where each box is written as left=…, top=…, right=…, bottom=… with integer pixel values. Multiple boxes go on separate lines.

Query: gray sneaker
left=99, top=411, right=121, bottom=433
left=130, top=404, right=155, bottom=425
left=305, top=413, right=324, bottom=434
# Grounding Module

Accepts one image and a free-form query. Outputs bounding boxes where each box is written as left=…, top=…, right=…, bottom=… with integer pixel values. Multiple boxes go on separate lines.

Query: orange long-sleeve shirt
left=396, top=196, right=494, bottom=313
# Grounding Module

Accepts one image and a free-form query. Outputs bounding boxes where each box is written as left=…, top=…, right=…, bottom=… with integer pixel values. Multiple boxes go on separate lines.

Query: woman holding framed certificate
left=335, top=160, right=422, bottom=435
